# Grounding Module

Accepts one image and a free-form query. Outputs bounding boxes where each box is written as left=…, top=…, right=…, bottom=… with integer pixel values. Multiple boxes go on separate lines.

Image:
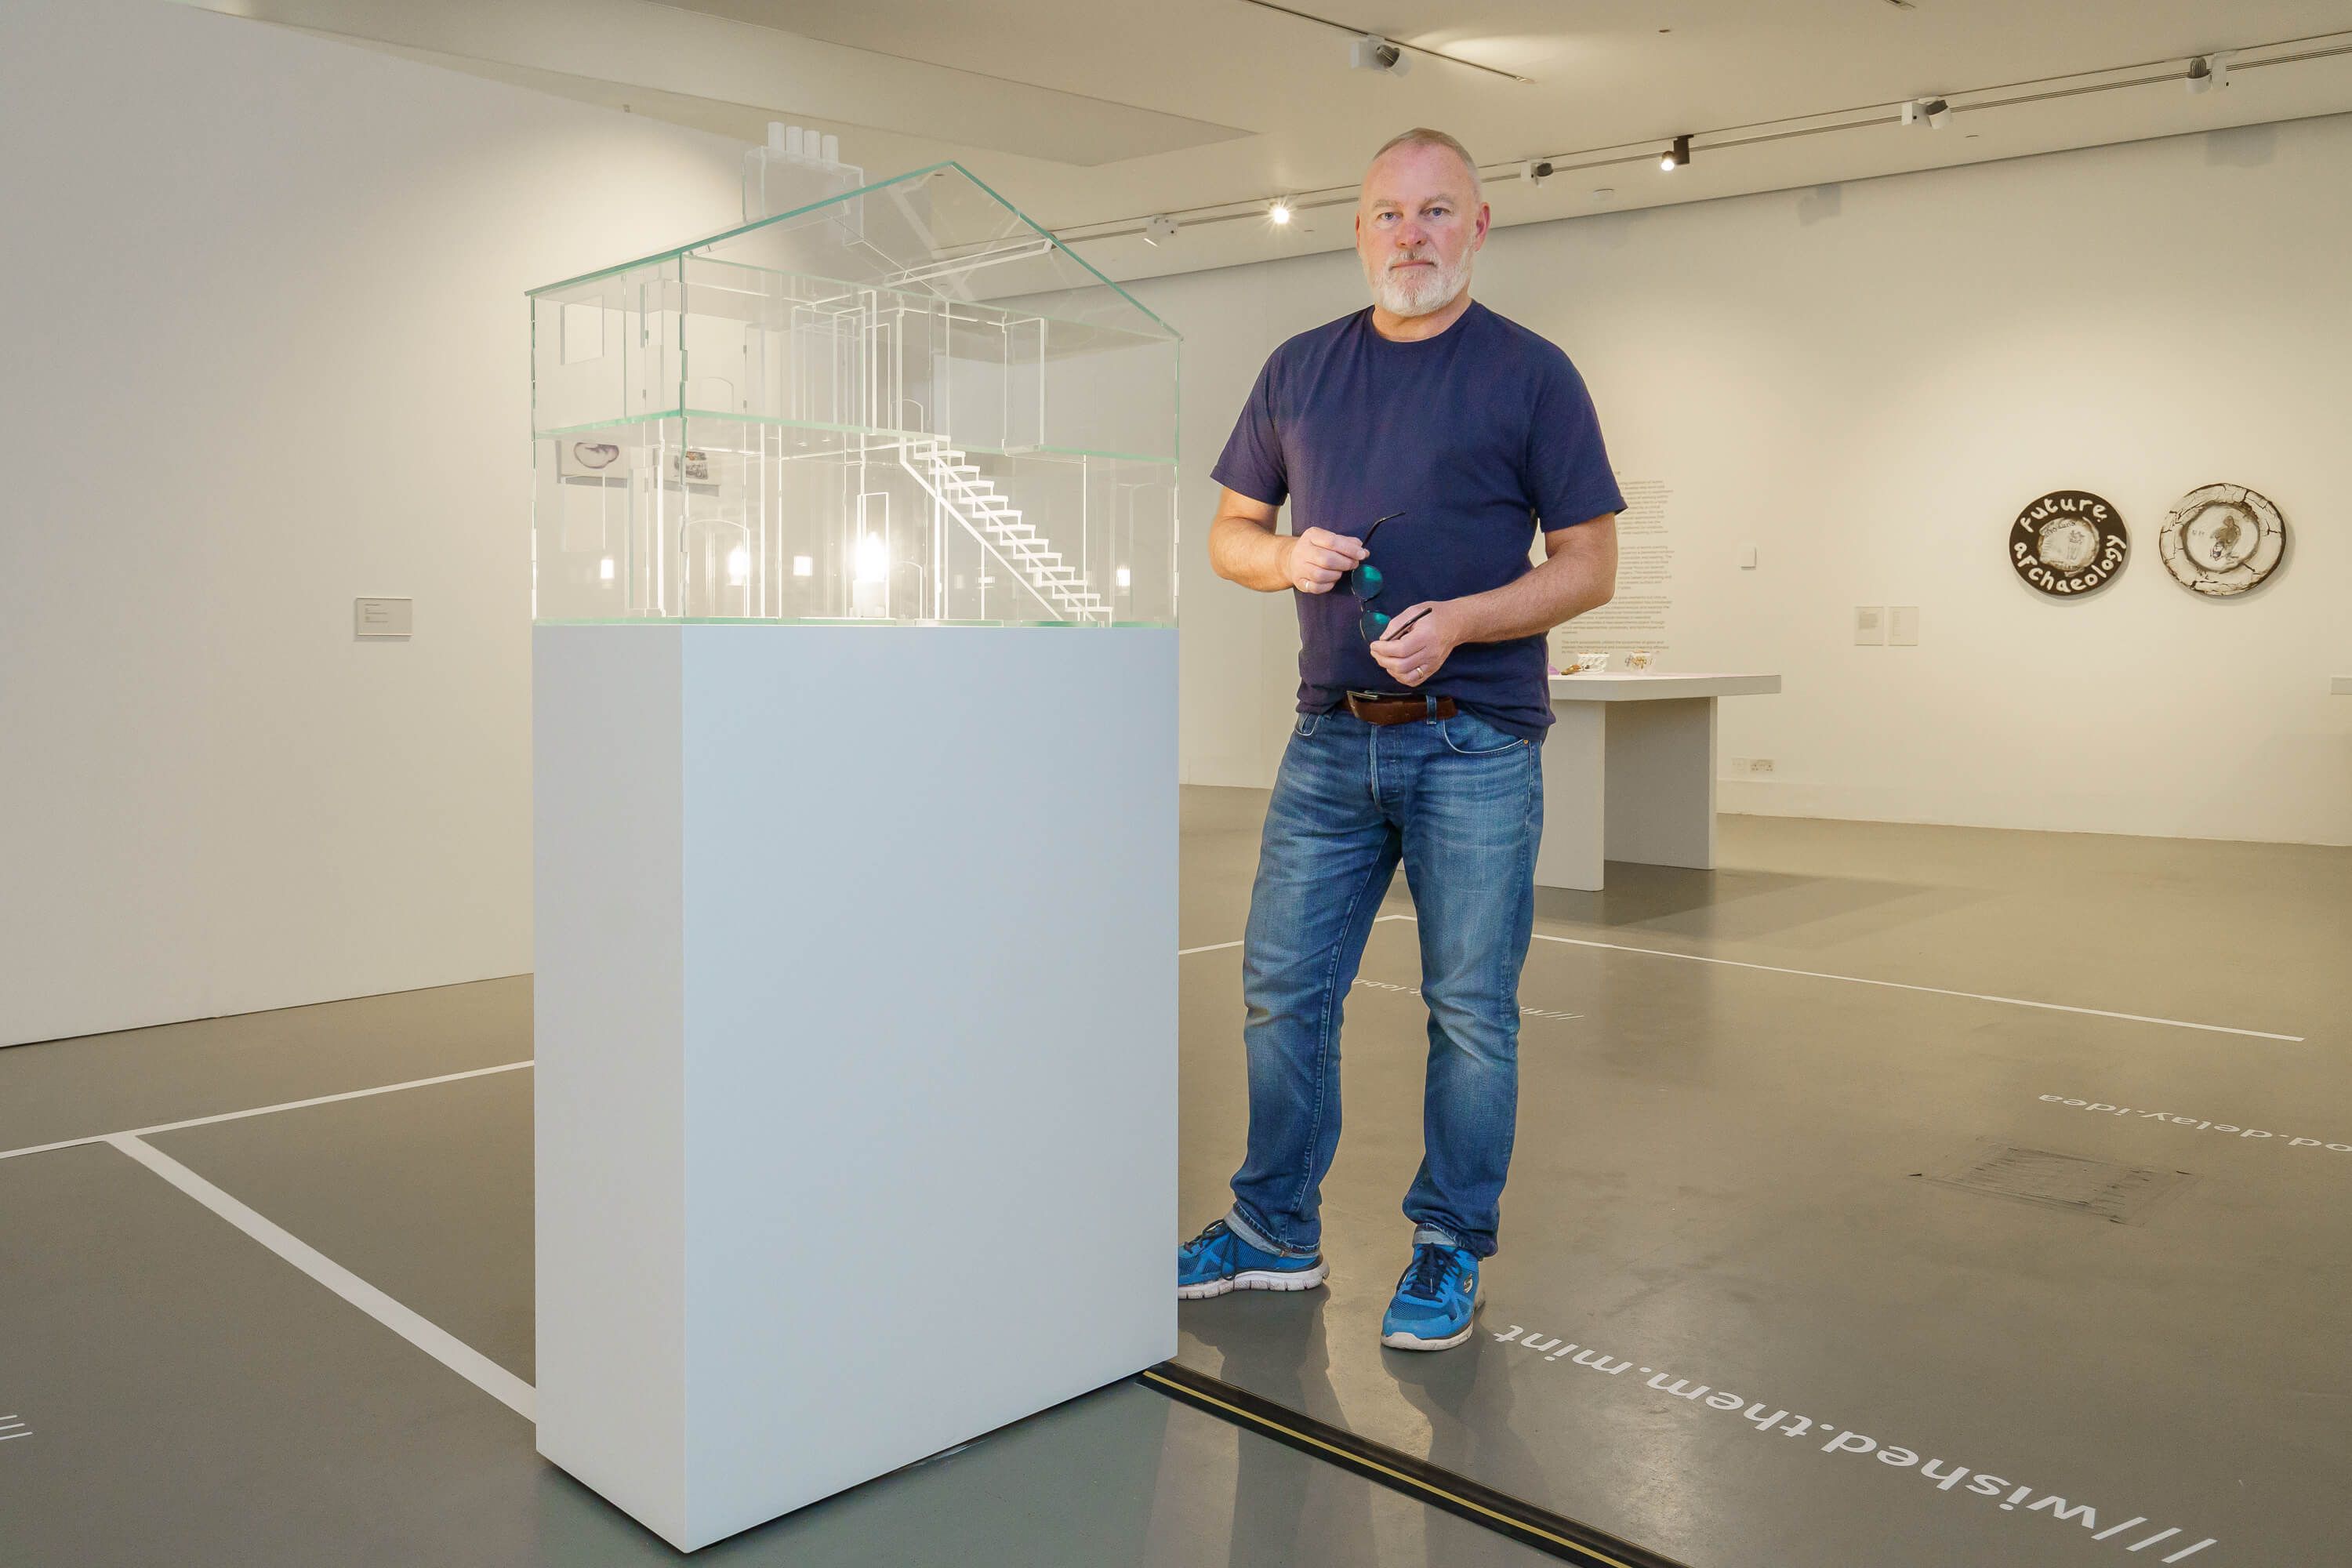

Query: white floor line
left=1353, top=977, right=1582, bottom=1023
left=1374, top=917, right=2298, bottom=1042
left=106, top=1132, right=535, bottom=1421
left=1518, top=931, right=2303, bottom=1041
left=1195, top=911, right=2296, bottom=1040
left=0, top=1059, right=535, bottom=1165
left=4, top=923, right=1415, bottom=1164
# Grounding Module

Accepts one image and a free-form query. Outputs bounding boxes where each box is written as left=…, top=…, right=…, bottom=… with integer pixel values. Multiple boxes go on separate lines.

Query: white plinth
left=1537, top=673, right=1781, bottom=892
left=532, top=623, right=1177, bottom=1552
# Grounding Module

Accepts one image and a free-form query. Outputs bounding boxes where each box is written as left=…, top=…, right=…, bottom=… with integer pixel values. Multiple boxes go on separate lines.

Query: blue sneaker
left=1177, top=1218, right=1328, bottom=1301
left=1381, top=1243, right=1479, bottom=1350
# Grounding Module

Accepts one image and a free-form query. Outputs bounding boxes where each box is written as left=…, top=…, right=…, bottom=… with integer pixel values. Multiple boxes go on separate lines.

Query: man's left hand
left=1369, top=601, right=1463, bottom=688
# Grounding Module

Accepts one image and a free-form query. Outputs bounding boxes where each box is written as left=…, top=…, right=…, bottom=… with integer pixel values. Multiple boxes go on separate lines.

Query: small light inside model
left=1269, top=199, right=1294, bottom=226
left=599, top=557, right=615, bottom=583
left=855, top=532, right=889, bottom=583
left=1144, top=214, right=1179, bottom=247
left=1661, top=134, right=1691, bottom=172
left=1116, top=566, right=1133, bottom=590
left=792, top=555, right=814, bottom=578
left=727, top=546, right=750, bottom=586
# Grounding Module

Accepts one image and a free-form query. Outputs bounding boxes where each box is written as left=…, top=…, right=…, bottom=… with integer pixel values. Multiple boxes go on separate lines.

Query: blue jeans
left=1225, top=705, right=1542, bottom=1261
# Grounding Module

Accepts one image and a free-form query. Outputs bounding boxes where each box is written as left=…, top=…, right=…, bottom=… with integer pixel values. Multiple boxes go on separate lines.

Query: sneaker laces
left=1405, top=1243, right=1454, bottom=1299
left=1184, top=1219, right=1232, bottom=1255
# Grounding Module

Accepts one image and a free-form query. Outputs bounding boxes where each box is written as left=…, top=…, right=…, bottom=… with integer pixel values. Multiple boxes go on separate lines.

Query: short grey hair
left=1368, top=127, right=1483, bottom=202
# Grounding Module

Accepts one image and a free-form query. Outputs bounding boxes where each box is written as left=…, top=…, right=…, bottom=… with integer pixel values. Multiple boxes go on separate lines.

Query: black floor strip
left=1137, top=1362, right=1690, bottom=1568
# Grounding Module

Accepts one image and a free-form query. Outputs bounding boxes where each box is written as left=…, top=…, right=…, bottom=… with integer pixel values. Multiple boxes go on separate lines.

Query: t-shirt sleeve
left=1210, top=354, right=1289, bottom=508
left=1526, top=353, right=1625, bottom=531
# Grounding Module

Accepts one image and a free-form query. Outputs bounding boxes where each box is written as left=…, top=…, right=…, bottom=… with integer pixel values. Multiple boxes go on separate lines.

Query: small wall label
left=355, top=597, right=413, bottom=639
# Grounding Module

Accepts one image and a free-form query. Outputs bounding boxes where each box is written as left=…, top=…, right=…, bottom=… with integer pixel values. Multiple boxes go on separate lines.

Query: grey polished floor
left=0, top=1080, right=1552, bottom=1567
left=1178, top=787, right=2351, bottom=1568
left=4, top=791, right=2347, bottom=1566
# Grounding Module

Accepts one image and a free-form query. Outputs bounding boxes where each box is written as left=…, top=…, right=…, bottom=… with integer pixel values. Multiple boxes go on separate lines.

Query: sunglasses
left=1348, top=511, right=1406, bottom=641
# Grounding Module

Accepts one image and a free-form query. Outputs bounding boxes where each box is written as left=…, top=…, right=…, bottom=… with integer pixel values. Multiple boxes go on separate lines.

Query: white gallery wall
left=1137, top=114, right=2352, bottom=846
left=4, top=0, right=2347, bottom=1049
left=0, top=0, right=747, bottom=1046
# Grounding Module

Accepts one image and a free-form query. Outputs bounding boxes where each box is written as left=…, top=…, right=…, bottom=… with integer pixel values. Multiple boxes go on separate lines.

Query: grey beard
left=1370, top=250, right=1472, bottom=317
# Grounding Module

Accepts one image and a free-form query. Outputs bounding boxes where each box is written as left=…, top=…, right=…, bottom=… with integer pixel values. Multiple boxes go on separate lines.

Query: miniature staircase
left=906, top=439, right=1110, bottom=623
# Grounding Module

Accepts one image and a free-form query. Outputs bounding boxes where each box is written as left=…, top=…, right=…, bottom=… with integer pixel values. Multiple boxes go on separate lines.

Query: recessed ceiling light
left=1269, top=199, right=1294, bottom=225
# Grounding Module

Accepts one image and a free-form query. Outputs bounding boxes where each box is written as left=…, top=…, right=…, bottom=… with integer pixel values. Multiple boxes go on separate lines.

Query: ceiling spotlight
left=1902, top=96, right=1952, bottom=129
left=2187, top=53, right=2231, bottom=94
left=1523, top=158, right=1555, bottom=187
left=1268, top=199, right=1294, bottom=226
left=1143, top=214, right=1178, bottom=246
left=1350, top=34, right=1411, bottom=75
left=1661, top=134, right=1691, bottom=172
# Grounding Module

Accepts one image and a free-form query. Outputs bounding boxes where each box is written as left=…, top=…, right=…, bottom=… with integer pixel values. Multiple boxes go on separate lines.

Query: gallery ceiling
left=177, top=0, right=2352, bottom=281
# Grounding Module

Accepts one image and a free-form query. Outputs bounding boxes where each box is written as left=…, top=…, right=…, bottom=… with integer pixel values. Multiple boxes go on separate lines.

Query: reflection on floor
left=1180, top=789, right=2352, bottom=1567
left=2, top=792, right=2347, bottom=1566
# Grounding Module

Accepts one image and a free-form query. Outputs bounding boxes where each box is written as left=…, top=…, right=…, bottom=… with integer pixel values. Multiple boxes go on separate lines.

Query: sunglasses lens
left=1359, top=609, right=1389, bottom=641
left=1352, top=563, right=1382, bottom=600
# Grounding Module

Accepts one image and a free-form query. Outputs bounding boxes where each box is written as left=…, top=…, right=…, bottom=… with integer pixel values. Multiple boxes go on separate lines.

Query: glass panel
left=531, top=163, right=1176, bottom=625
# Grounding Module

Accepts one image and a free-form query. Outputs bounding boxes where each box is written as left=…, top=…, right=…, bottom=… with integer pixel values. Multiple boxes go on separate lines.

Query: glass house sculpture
left=529, top=162, right=1178, bottom=627
left=529, top=164, right=1178, bottom=1553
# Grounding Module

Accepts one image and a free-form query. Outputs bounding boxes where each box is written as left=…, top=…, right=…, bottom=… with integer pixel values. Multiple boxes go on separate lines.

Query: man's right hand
left=1284, top=528, right=1370, bottom=595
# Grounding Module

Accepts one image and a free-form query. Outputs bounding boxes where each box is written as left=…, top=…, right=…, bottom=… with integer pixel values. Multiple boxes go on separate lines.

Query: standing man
left=1177, top=129, right=1622, bottom=1350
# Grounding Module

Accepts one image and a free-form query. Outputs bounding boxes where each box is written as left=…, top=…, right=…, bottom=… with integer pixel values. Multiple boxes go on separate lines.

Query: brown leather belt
left=1343, top=690, right=1457, bottom=726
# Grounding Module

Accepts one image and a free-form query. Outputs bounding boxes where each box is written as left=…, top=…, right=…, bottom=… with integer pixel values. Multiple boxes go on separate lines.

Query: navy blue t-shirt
left=1211, top=302, right=1624, bottom=741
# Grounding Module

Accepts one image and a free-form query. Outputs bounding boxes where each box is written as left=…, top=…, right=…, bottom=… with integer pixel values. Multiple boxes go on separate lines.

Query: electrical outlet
left=1750, top=757, right=1777, bottom=775
left=1725, top=756, right=1750, bottom=776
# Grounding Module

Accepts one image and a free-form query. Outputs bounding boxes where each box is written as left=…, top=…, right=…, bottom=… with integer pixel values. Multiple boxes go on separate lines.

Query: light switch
left=355, top=597, right=413, bottom=639
left=1889, top=606, right=1920, bottom=646
left=1854, top=605, right=1886, bottom=645
left=1739, top=546, right=1759, bottom=569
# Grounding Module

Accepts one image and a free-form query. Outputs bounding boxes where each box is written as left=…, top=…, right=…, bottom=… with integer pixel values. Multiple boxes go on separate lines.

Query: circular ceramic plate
left=2158, top=484, right=2285, bottom=596
left=2009, top=491, right=2128, bottom=597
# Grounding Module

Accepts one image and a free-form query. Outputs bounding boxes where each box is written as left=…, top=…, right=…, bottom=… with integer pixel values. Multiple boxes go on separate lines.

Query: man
left=1177, top=128, right=1622, bottom=1351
